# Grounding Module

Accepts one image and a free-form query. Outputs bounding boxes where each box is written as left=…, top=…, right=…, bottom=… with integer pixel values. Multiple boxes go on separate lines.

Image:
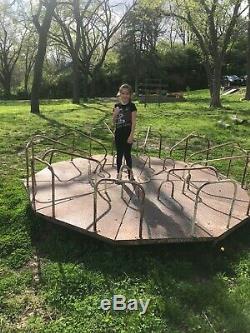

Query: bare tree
left=0, top=4, right=25, bottom=98
left=21, top=30, right=37, bottom=96
left=50, top=0, right=136, bottom=103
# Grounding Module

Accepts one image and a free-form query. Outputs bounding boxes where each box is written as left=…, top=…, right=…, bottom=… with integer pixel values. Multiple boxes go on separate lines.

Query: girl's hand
left=127, top=135, right=133, bottom=144
left=113, top=106, right=120, bottom=117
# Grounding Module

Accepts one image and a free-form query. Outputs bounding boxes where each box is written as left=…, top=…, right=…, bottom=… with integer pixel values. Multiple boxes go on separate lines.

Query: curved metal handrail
left=157, top=166, right=220, bottom=200
left=57, top=128, right=108, bottom=170
left=103, top=122, right=116, bottom=166
left=136, top=127, right=163, bottom=158
left=192, top=179, right=238, bottom=235
left=188, top=141, right=248, bottom=160
left=42, top=148, right=105, bottom=186
left=26, top=134, right=90, bottom=188
left=191, top=154, right=249, bottom=188
left=74, top=127, right=108, bottom=166
left=170, top=132, right=211, bottom=162
left=93, top=178, right=145, bottom=238
left=26, top=135, right=71, bottom=188
left=153, top=157, right=176, bottom=176
left=188, top=142, right=249, bottom=185
left=30, top=157, right=56, bottom=218
left=25, top=129, right=109, bottom=188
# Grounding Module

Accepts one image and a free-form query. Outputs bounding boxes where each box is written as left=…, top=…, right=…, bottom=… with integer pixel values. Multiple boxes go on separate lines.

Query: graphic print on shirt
left=114, top=102, right=137, bottom=129
left=116, top=106, right=127, bottom=127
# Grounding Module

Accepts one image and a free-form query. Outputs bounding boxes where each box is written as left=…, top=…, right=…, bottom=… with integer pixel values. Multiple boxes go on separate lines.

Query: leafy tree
left=165, top=0, right=248, bottom=107
left=0, top=1, right=25, bottom=98
left=51, top=0, right=135, bottom=103
left=245, top=0, right=250, bottom=100
left=117, top=1, right=164, bottom=93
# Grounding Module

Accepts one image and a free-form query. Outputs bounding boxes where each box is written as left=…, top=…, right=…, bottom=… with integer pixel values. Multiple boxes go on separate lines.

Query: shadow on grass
left=26, top=203, right=250, bottom=330
left=6, top=149, right=245, bottom=332
left=36, top=111, right=110, bottom=140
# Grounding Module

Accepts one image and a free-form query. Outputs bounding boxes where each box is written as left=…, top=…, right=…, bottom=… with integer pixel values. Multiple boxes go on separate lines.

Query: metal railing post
left=192, top=180, right=238, bottom=236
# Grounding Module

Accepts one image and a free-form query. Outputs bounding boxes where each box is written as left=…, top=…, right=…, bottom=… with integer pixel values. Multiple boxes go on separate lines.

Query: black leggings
left=115, top=126, right=133, bottom=175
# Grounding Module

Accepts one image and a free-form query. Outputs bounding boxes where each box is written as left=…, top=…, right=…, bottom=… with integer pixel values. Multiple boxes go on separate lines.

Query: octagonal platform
left=23, top=154, right=250, bottom=245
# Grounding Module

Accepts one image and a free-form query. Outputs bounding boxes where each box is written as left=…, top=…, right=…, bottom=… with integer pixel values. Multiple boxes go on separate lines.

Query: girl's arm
left=128, top=111, right=137, bottom=143
left=112, top=106, right=119, bottom=127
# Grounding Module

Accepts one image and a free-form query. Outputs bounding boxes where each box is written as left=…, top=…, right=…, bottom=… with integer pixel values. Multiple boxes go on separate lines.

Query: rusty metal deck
left=23, top=154, right=250, bottom=245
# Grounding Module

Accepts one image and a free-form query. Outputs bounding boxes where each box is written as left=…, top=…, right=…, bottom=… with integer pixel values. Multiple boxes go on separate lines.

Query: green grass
left=0, top=89, right=250, bottom=332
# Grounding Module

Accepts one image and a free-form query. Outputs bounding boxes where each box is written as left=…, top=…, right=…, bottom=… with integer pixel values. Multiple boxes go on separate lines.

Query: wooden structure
left=138, top=79, right=185, bottom=106
left=23, top=127, right=250, bottom=245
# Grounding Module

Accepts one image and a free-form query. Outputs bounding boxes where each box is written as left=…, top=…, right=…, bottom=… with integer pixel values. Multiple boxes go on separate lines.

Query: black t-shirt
left=114, top=101, right=137, bottom=129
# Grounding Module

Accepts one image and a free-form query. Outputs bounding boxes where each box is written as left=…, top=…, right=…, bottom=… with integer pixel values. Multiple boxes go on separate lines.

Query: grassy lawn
left=0, top=89, right=250, bottom=332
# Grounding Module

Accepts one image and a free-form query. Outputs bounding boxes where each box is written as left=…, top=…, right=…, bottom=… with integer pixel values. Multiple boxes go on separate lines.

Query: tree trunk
left=89, top=69, right=98, bottom=98
left=135, top=77, right=139, bottom=96
left=3, top=75, right=11, bottom=99
left=210, top=66, right=222, bottom=108
left=24, top=72, right=30, bottom=98
left=82, top=71, right=89, bottom=101
left=90, top=78, right=96, bottom=98
left=72, top=60, right=81, bottom=104
left=206, top=60, right=222, bottom=108
left=204, top=62, right=213, bottom=97
left=245, top=0, right=250, bottom=100
left=31, top=0, right=57, bottom=114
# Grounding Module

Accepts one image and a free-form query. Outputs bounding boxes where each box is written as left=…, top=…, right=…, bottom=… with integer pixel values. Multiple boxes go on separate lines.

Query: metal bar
left=148, top=154, right=151, bottom=169
left=25, top=134, right=87, bottom=186
left=89, top=129, right=92, bottom=157
left=183, top=137, right=189, bottom=162
left=142, top=126, right=151, bottom=154
left=25, top=145, right=30, bottom=189
left=170, top=133, right=211, bottom=162
left=159, top=134, right=162, bottom=158
left=247, top=197, right=250, bottom=216
left=157, top=179, right=175, bottom=199
left=72, top=134, right=76, bottom=161
left=103, top=122, right=115, bottom=163
left=93, top=185, right=98, bottom=232
left=226, top=147, right=235, bottom=178
left=166, top=166, right=219, bottom=182
left=49, top=149, right=55, bottom=164
left=75, top=128, right=108, bottom=164
left=189, top=142, right=248, bottom=160
left=42, top=149, right=104, bottom=184
left=205, top=139, right=211, bottom=166
left=191, top=155, right=247, bottom=165
left=33, top=157, right=56, bottom=218
left=51, top=171, right=55, bottom=217
left=161, top=157, right=176, bottom=172
left=138, top=187, right=145, bottom=239
left=160, top=166, right=219, bottom=196
left=103, top=121, right=115, bottom=137
left=30, top=158, right=36, bottom=211
left=227, top=182, right=238, bottom=228
left=136, top=138, right=139, bottom=157
left=169, top=132, right=196, bottom=158
left=192, top=180, right=238, bottom=236
left=93, top=178, right=145, bottom=238
left=241, top=155, right=249, bottom=188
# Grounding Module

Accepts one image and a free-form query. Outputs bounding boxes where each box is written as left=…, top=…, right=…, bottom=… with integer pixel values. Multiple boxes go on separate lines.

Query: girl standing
left=112, top=84, right=137, bottom=180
